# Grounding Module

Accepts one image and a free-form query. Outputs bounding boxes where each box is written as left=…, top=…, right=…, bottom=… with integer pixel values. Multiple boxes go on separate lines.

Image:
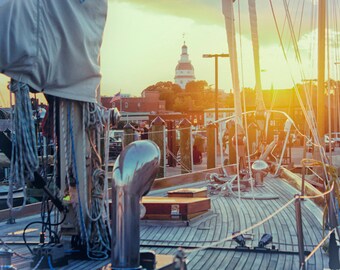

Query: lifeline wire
left=183, top=198, right=295, bottom=255
left=184, top=185, right=334, bottom=256
left=300, top=228, right=336, bottom=270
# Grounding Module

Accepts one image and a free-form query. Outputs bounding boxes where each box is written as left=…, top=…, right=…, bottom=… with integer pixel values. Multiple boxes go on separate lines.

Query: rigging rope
left=52, top=98, right=59, bottom=228
left=82, top=102, right=111, bottom=259
left=268, top=0, right=329, bottom=180
left=7, top=81, right=39, bottom=211
left=83, top=103, right=103, bottom=222
left=61, top=101, right=71, bottom=191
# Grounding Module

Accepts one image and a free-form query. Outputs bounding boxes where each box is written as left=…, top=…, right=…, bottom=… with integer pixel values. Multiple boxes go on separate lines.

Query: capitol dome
left=174, top=42, right=195, bottom=89
left=175, top=62, right=194, bottom=71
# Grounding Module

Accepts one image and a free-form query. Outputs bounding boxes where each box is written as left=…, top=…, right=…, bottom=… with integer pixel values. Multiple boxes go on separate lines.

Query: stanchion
left=207, top=123, right=216, bottom=169
left=301, top=164, right=306, bottom=199
left=295, top=195, right=305, bottom=270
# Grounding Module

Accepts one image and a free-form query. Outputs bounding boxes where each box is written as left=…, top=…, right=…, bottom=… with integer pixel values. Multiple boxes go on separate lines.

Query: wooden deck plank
left=265, top=179, right=308, bottom=269
left=270, top=178, right=327, bottom=269
left=1, top=176, right=329, bottom=270
left=271, top=187, right=299, bottom=270
left=256, top=184, right=294, bottom=270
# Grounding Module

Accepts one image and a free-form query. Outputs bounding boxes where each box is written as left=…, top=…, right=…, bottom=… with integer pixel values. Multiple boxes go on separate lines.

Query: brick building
left=101, top=90, right=166, bottom=114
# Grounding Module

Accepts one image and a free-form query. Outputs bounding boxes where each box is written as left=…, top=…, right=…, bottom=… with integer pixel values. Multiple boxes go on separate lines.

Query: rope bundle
left=82, top=102, right=111, bottom=259
left=7, top=81, right=39, bottom=210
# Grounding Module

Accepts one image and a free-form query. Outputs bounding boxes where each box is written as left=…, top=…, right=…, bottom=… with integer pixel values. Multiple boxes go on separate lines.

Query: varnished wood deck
left=140, top=176, right=328, bottom=270
left=0, top=176, right=329, bottom=270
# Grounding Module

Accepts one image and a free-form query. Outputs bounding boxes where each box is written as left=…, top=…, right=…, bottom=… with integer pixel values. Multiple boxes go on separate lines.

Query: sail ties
left=7, top=80, right=39, bottom=211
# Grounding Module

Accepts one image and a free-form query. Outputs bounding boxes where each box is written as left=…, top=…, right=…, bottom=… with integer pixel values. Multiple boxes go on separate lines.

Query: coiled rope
left=7, top=81, right=39, bottom=211
left=82, top=102, right=111, bottom=259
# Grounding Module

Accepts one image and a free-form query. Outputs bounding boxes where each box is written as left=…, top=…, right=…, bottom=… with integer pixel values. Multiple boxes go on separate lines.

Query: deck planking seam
left=199, top=198, right=230, bottom=269
left=3, top=176, right=329, bottom=270
left=248, top=180, right=296, bottom=269
left=251, top=197, right=279, bottom=269
left=187, top=216, right=215, bottom=268
left=214, top=197, right=229, bottom=243
left=266, top=178, right=327, bottom=269
left=266, top=179, right=311, bottom=268
left=301, top=207, right=327, bottom=267
left=234, top=199, right=262, bottom=269
left=256, top=196, right=282, bottom=270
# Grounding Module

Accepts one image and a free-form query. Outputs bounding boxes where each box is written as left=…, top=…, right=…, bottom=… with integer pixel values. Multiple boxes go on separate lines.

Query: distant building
left=174, top=42, right=195, bottom=89
left=186, top=111, right=204, bottom=126
left=204, top=108, right=234, bottom=127
left=101, top=90, right=166, bottom=114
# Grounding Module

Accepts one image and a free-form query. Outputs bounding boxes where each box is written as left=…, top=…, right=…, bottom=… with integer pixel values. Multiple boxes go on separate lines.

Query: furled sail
left=0, top=0, right=108, bottom=103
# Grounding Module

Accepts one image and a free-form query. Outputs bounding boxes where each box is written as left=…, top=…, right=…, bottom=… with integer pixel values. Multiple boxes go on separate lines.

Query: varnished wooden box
left=141, top=196, right=210, bottom=220
left=167, top=187, right=207, bottom=198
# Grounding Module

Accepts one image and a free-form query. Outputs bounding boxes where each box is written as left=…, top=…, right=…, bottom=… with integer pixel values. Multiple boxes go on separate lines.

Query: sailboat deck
left=0, top=176, right=329, bottom=270
left=141, top=176, right=328, bottom=270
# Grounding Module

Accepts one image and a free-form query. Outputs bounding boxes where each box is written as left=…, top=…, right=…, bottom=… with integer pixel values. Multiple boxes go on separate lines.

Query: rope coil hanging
left=7, top=80, right=39, bottom=211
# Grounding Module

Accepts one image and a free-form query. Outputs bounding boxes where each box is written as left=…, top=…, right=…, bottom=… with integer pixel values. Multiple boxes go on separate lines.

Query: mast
left=248, top=0, right=266, bottom=113
left=317, top=0, right=326, bottom=137
left=222, top=0, right=243, bottom=130
left=317, top=0, right=340, bottom=239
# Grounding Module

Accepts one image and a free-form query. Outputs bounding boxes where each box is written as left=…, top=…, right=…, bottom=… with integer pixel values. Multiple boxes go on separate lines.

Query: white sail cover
left=0, top=0, right=108, bottom=103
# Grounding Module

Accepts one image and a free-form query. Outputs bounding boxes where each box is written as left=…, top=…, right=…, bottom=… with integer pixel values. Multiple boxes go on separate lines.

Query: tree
left=173, top=95, right=193, bottom=112
left=142, top=81, right=181, bottom=111
left=142, top=80, right=224, bottom=112
left=185, top=80, right=208, bottom=93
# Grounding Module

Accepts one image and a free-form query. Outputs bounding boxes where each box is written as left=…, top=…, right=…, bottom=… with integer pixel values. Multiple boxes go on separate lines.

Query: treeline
left=143, top=80, right=234, bottom=112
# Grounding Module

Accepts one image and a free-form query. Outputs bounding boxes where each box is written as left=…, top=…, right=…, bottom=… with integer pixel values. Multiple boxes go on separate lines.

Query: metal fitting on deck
left=0, top=248, right=15, bottom=270
left=111, top=140, right=160, bottom=270
left=251, top=160, right=269, bottom=186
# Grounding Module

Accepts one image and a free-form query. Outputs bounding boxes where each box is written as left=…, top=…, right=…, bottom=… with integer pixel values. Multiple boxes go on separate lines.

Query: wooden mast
left=222, top=0, right=243, bottom=130
left=248, top=0, right=266, bottom=113
left=317, top=0, right=326, bottom=138
left=317, top=0, right=340, bottom=238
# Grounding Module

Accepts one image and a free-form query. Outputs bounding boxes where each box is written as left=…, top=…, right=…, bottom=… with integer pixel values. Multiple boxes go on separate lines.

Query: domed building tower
left=174, top=42, right=195, bottom=89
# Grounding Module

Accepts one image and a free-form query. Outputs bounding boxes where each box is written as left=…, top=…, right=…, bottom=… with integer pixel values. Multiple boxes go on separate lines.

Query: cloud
left=108, top=0, right=315, bottom=45
left=110, top=0, right=223, bottom=26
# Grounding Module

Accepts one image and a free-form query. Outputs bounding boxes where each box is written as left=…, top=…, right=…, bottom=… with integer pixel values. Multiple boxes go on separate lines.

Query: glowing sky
left=1, top=0, right=339, bottom=107
left=100, top=0, right=290, bottom=96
